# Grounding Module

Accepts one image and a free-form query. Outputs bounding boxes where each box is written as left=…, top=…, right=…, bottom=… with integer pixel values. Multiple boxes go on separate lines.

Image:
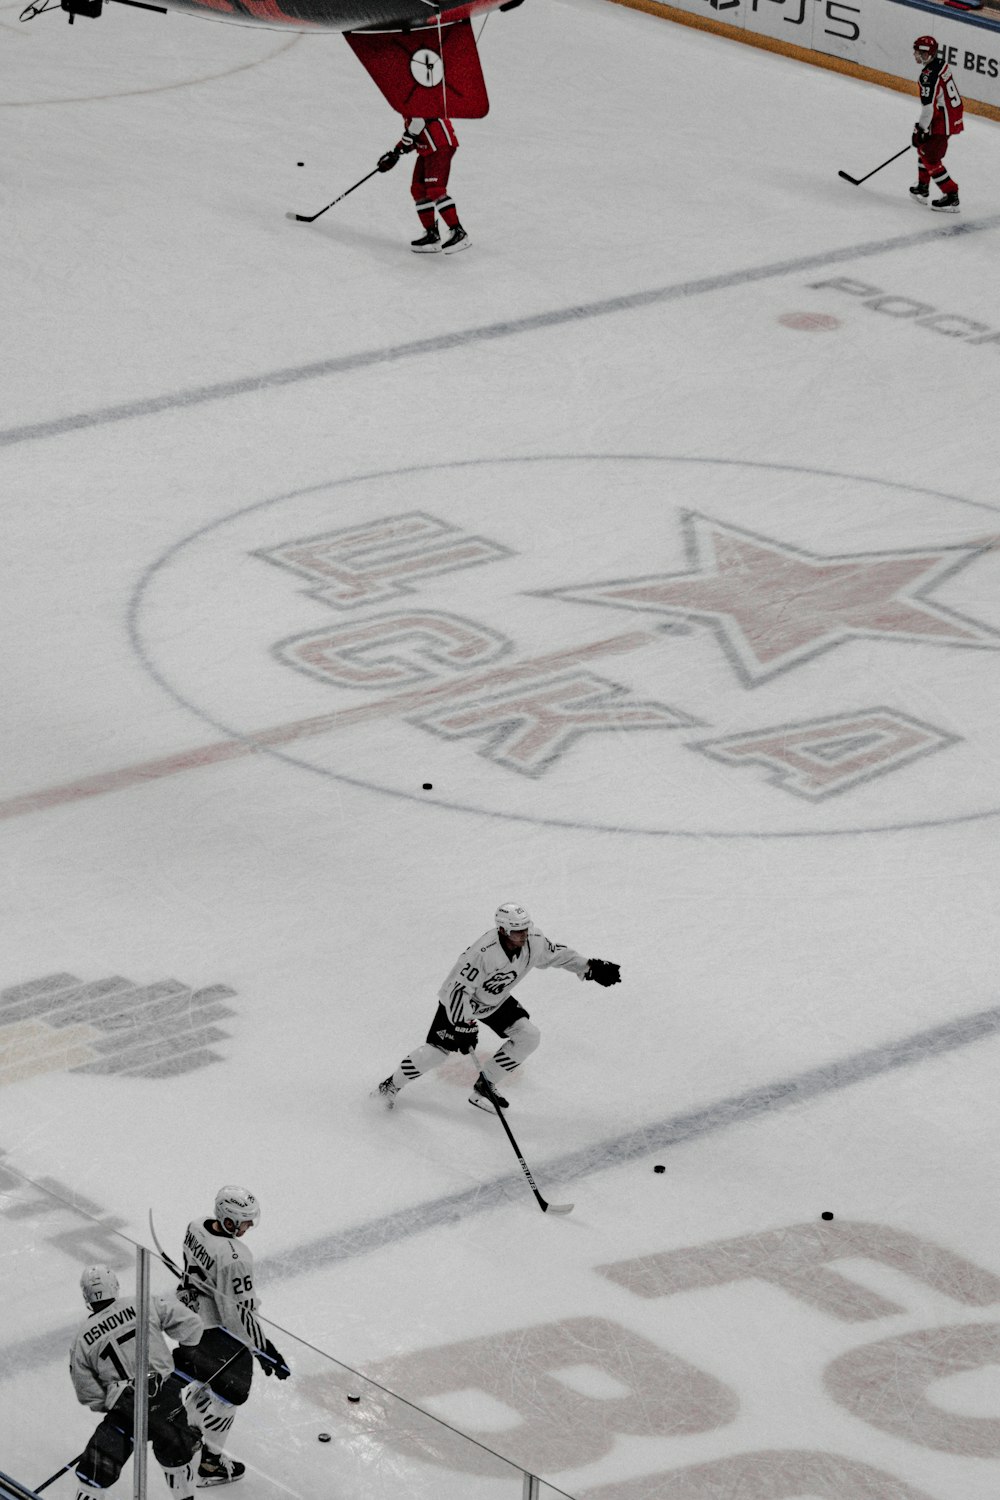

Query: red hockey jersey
left=917, top=55, right=964, bottom=136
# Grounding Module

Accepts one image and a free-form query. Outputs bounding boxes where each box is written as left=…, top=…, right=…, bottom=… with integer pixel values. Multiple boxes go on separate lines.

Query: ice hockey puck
left=347, top=1393, right=361, bottom=1402
left=653, top=1164, right=665, bottom=1173
left=318, top=1432, right=331, bottom=1442
left=297, top=161, right=304, bottom=166
left=821, top=1211, right=834, bottom=1220
left=422, top=783, right=433, bottom=789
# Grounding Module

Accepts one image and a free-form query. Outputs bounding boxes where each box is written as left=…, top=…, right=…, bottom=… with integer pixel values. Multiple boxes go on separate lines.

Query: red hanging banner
left=344, top=20, right=489, bottom=118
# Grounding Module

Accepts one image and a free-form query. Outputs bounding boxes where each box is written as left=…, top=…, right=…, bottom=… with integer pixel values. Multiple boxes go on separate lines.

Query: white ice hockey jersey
left=180, top=1218, right=267, bottom=1353
left=438, top=927, right=588, bottom=1025
left=69, top=1292, right=203, bottom=1412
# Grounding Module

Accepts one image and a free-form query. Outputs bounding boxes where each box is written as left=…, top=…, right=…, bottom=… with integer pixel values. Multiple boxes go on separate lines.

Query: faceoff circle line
left=128, top=453, right=1000, bottom=840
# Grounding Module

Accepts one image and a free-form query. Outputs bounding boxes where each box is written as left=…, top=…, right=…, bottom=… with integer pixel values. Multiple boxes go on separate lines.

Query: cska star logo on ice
left=545, top=513, right=1000, bottom=687
left=0, top=973, right=237, bottom=1087
left=134, top=455, right=1000, bottom=836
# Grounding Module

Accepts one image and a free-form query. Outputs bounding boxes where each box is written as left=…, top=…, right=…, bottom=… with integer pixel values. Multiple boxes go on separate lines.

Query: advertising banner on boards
left=638, top=0, right=1000, bottom=113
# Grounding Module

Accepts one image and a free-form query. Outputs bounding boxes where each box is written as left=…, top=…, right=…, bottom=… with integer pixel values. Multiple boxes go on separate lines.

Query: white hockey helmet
left=81, top=1264, right=120, bottom=1308
left=495, top=902, right=532, bottom=934
left=214, top=1185, right=260, bottom=1233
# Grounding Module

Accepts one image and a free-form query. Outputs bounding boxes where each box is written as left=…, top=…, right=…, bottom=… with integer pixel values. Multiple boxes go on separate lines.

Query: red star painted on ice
left=546, top=514, right=1000, bottom=685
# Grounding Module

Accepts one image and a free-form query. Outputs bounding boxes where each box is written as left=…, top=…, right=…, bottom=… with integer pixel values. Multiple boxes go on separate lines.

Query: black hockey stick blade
left=286, top=166, right=382, bottom=224
left=837, top=144, right=912, bottom=188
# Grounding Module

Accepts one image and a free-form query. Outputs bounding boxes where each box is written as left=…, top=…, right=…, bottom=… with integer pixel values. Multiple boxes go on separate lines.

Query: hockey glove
left=377, top=149, right=400, bottom=173
left=585, top=958, right=621, bottom=987
left=432, top=1020, right=479, bottom=1054
left=912, top=125, right=927, bottom=146
left=398, top=131, right=418, bottom=153
left=257, top=1339, right=291, bottom=1379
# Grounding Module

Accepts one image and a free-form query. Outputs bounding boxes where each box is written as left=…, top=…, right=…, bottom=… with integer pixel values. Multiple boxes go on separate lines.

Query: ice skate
left=373, top=1076, right=399, bottom=1109
left=469, top=1073, right=508, bottom=1111
left=931, top=191, right=959, bottom=212
left=197, top=1450, right=245, bottom=1486
left=442, top=224, right=470, bottom=254
left=411, top=226, right=441, bottom=253
left=909, top=183, right=929, bottom=202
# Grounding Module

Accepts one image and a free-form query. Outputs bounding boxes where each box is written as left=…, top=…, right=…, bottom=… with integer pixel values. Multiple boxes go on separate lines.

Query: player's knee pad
left=190, top=1384, right=237, bottom=1441
left=411, top=1040, right=451, bottom=1071
left=504, top=1016, right=540, bottom=1057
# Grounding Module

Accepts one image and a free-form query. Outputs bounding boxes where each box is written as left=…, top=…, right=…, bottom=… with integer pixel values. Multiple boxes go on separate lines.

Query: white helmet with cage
left=80, top=1264, right=120, bottom=1308
left=214, top=1185, right=260, bottom=1234
left=495, top=902, right=532, bottom=934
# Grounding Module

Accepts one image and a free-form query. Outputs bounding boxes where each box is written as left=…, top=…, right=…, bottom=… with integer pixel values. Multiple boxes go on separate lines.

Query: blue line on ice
left=4, top=997, right=998, bottom=1378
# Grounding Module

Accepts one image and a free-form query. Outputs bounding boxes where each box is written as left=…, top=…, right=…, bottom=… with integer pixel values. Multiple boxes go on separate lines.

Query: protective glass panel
left=0, top=1171, right=575, bottom=1500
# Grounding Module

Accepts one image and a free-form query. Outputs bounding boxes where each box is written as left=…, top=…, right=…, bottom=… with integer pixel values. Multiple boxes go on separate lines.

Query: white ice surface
left=3, top=0, right=1000, bottom=1495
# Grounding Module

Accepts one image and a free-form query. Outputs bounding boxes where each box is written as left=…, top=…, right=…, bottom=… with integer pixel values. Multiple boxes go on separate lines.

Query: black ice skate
left=469, top=1073, right=509, bottom=1111
left=442, top=224, right=470, bottom=254
left=909, top=183, right=929, bottom=202
left=374, top=1076, right=399, bottom=1109
left=931, top=191, right=959, bottom=212
left=197, top=1450, right=245, bottom=1486
left=411, top=225, right=442, bottom=253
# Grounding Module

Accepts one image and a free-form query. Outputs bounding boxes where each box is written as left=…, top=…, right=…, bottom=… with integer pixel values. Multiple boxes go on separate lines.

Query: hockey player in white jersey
left=173, top=1186, right=290, bottom=1485
left=375, top=903, right=620, bottom=1111
left=69, top=1265, right=202, bottom=1500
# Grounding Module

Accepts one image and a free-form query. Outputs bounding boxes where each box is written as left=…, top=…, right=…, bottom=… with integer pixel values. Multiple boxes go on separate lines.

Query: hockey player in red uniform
left=377, top=116, right=470, bottom=254
left=910, top=35, right=963, bottom=212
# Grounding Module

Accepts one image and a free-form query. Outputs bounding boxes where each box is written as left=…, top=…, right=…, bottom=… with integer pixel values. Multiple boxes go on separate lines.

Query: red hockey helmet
left=913, top=35, right=938, bottom=63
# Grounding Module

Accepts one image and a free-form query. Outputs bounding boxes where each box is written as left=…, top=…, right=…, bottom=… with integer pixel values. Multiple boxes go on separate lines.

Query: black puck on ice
left=297, top=161, right=304, bottom=166
left=821, top=1211, right=834, bottom=1220
left=347, top=1393, right=361, bottom=1402
left=653, top=1164, right=665, bottom=1173
left=318, top=1432, right=331, bottom=1442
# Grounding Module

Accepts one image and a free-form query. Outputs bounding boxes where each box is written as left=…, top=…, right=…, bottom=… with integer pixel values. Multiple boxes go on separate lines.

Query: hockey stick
left=485, top=1091, right=574, bottom=1215
left=285, top=166, right=381, bottom=223
left=148, top=1208, right=182, bottom=1277
left=34, top=1455, right=84, bottom=1493
left=838, top=144, right=911, bottom=186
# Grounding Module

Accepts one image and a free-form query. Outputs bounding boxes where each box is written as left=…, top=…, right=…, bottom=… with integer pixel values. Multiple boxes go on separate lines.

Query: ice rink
left=3, top=0, right=1000, bottom=1493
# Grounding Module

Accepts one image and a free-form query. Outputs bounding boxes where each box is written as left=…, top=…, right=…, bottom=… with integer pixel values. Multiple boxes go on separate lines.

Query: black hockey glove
left=432, top=1019, right=479, bottom=1054
left=378, top=149, right=400, bottom=173
left=257, top=1339, right=291, bottom=1379
left=398, top=131, right=418, bottom=153
left=585, top=958, right=621, bottom=987
left=912, top=125, right=927, bottom=146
